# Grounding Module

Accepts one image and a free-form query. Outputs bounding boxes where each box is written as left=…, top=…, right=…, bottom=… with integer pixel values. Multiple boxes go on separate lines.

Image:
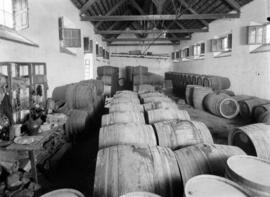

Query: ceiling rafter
left=80, top=0, right=97, bottom=14
left=103, top=37, right=191, bottom=42
left=223, top=0, right=241, bottom=12
left=108, top=43, right=179, bottom=46
left=82, top=13, right=240, bottom=21
left=177, top=0, right=209, bottom=27
left=94, top=0, right=128, bottom=29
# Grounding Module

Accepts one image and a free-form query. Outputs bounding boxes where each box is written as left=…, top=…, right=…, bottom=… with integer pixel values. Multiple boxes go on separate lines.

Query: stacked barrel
left=165, top=72, right=231, bottom=97
left=93, top=85, right=249, bottom=197
left=97, top=66, right=119, bottom=96
left=52, top=79, right=104, bottom=140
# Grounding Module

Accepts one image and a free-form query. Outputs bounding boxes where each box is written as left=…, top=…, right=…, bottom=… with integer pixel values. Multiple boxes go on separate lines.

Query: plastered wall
left=172, top=0, right=270, bottom=99
left=0, top=0, right=107, bottom=96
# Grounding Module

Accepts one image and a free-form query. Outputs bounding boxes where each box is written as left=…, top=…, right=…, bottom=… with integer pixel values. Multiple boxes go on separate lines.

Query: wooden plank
left=223, top=0, right=241, bottom=12
left=103, top=37, right=191, bottom=42
left=108, top=43, right=180, bottom=46
left=82, top=13, right=240, bottom=21
left=178, top=0, right=209, bottom=27
left=95, top=0, right=128, bottom=29
left=96, top=28, right=208, bottom=34
left=80, top=0, right=97, bottom=14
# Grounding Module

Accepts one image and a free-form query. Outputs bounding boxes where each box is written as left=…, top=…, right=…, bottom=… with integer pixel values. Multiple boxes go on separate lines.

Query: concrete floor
left=37, top=93, right=252, bottom=197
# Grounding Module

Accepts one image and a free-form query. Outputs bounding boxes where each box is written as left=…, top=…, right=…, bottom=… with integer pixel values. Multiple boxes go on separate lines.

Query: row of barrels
left=52, top=80, right=104, bottom=140
left=97, top=66, right=119, bottom=96
left=165, top=72, right=231, bottom=96
left=93, top=87, right=270, bottom=197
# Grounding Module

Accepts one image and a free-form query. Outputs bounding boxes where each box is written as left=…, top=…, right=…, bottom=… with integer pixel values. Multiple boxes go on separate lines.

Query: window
left=247, top=24, right=270, bottom=45
left=96, top=44, right=99, bottom=56
left=182, top=48, right=190, bottom=59
left=83, top=37, right=93, bottom=53
left=211, top=34, right=232, bottom=52
left=0, top=0, right=29, bottom=30
left=62, top=28, right=81, bottom=48
left=192, top=42, right=205, bottom=59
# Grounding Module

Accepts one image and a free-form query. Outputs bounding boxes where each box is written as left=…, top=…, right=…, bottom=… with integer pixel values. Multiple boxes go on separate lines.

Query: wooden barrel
left=139, top=92, right=164, bottom=99
left=101, top=112, right=145, bottom=126
left=52, top=85, right=69, bottom=102
left=257, top=111, right=270, bottom=124
left=192, top=86, right=213, bottom=110
left=65, top=110, right=90, bottom=140
left=146, top=109, right=190, bottom=124
left=109, top=103, right=144, bottom=113
left=111, top=97, right=140, bottom=105
left=204, top=93, right=240, bottom=119
left=98, top=123, right=157, bottom=149
left=253, top=103, right=270, bottom=121
left=226, top=155, right=270, bottom=197
left=80, top=79, right=104, bottom=96
left=41, top=189, right=85, bottom=197
left=121, top=192, right=161, bottom=197
left=114, top=93, right=138, bottom=100
left=185, top=85, right=200, bottom=106
left=153, top=120, right=213, bottom=150
left=185, top=175, right=250, bottom=197
left=143, top=101, right=177, bottom=111
left=116, top=90, right=138, bottom=96
left=133, top=74, right=151, bottom=85
left=99, top=75, right=114, bottom=85
left=203, top=76, right=231, bottom=90
left=93, top=145, right=182, bottom=197
left=191, top=75, right=199, bottom=85
left=174, top=144, right=246, bottom=187
left=137, top=84, right=155, bottom=94
left=186, top=75, right=193, bottom=85
left=143, top=96, right=172, bottom=104
left=133, top=66, right=148, bottom=75
left=197, top=75, right=206, bottom=86
left=215, top=89, right=235, bottom=96
left=228, top=123, right=270, bottom=160
left=97, top=66, right=119, bottom=76
left=232, top=95, right=255, bottom=102
left=239, top=98, right=270, bottom=119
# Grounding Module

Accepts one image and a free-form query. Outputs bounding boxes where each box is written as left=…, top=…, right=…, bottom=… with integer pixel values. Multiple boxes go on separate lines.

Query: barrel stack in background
left=97, top=66, right=119, bottom=96
left=52, top=79, right=104, bottom=141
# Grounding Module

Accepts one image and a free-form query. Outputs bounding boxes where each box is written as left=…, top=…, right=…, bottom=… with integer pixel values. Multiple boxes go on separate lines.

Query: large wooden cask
left=192, top=86, right=213, bottom=110
left=153, top=120, right=213, bottom=150
left=142, top=96, right=172, bottom=104
left=203, top=76, right=231, bottom=90
left=253, top=103, right=270, bottom=121
left=197, top=75, right=206, bottom=86
left=226, top=155, right=270, bottom=197
left=136, top=84, right=155, bottom=94
left=174, top=144, right=246, bottom=188
left=139, top=92, right=164, bottom=99
left=143, top=101, right=177, bottom=111
left=98, top=123, right=157, bottom=149
left=228, top=123, right=270, bottom=160
left=185, top=85, right=200, bottom=106
left=204, top=93, right=240, bottom=119
left=93, top=145, right=182, bottom=197
left=238, top=98, right=270, bottom=119
left=65, top=110, right=90, bottom=140
left=97, top=66, right=119, bottom=76
left=191, top=75, right=199, bottom=85
left=114, top=92, right=138, bottom=99
left=185, top=175, right=250, bottom=197
left=109, top=103, right=144, bottom=113
left=133, top=66, right=148, bottom=75
left=146, top=109, right=190, bottom=124
left=111, top=97, right=140, bottom=105
left=257, top=111, right=270, bottom=124
left=101, top=112, right=145, bottom=126
left=52, top=85, right=70, bottom=102
left=121, top=192, right=161, bottom=197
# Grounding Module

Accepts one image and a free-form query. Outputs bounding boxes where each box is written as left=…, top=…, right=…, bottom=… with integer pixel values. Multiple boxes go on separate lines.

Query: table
left=6, top=130, right=55, bottom=183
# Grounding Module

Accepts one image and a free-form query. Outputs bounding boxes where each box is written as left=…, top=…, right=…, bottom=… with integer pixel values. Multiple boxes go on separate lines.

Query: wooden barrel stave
left=192, top=86, right=213, bottom=110
left=146, top=109, right=190, bottom=124
left=109, top=103, right=144, bottom=113
left=101, top=112, right=145, bottom=126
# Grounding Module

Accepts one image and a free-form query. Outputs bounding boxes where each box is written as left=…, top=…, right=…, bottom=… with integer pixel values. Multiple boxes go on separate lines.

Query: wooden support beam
left=80, top=0, right=97, bottom=14
left=95, top=0, right=128, bottom=29
left=81, top=13, right=240, bottom=21
left=178, top=0, right=209, bottom=27
left=109, top=43, right=180, bottom=46
left=96, top=28, right=208, bottom=34
left=223, top=0, right=241, bottom=12
left=103, top=37, right=191, bottom=42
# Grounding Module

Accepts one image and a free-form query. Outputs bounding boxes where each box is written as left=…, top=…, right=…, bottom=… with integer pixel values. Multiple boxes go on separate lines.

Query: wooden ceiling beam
left=177, top=0, right=209, bottom=27
left=82, top=13, right=240, bottom=21
left=109, top=43, right=180, bottom=46
left=223, top=0, right=241, bottom=12
left=80, top=0, right=97, bottom=14
left=94, top=0, right=128, bottom=29
left=103, top=37, right=191, bottom=42
left=96, top=28, right=208, bottom=34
